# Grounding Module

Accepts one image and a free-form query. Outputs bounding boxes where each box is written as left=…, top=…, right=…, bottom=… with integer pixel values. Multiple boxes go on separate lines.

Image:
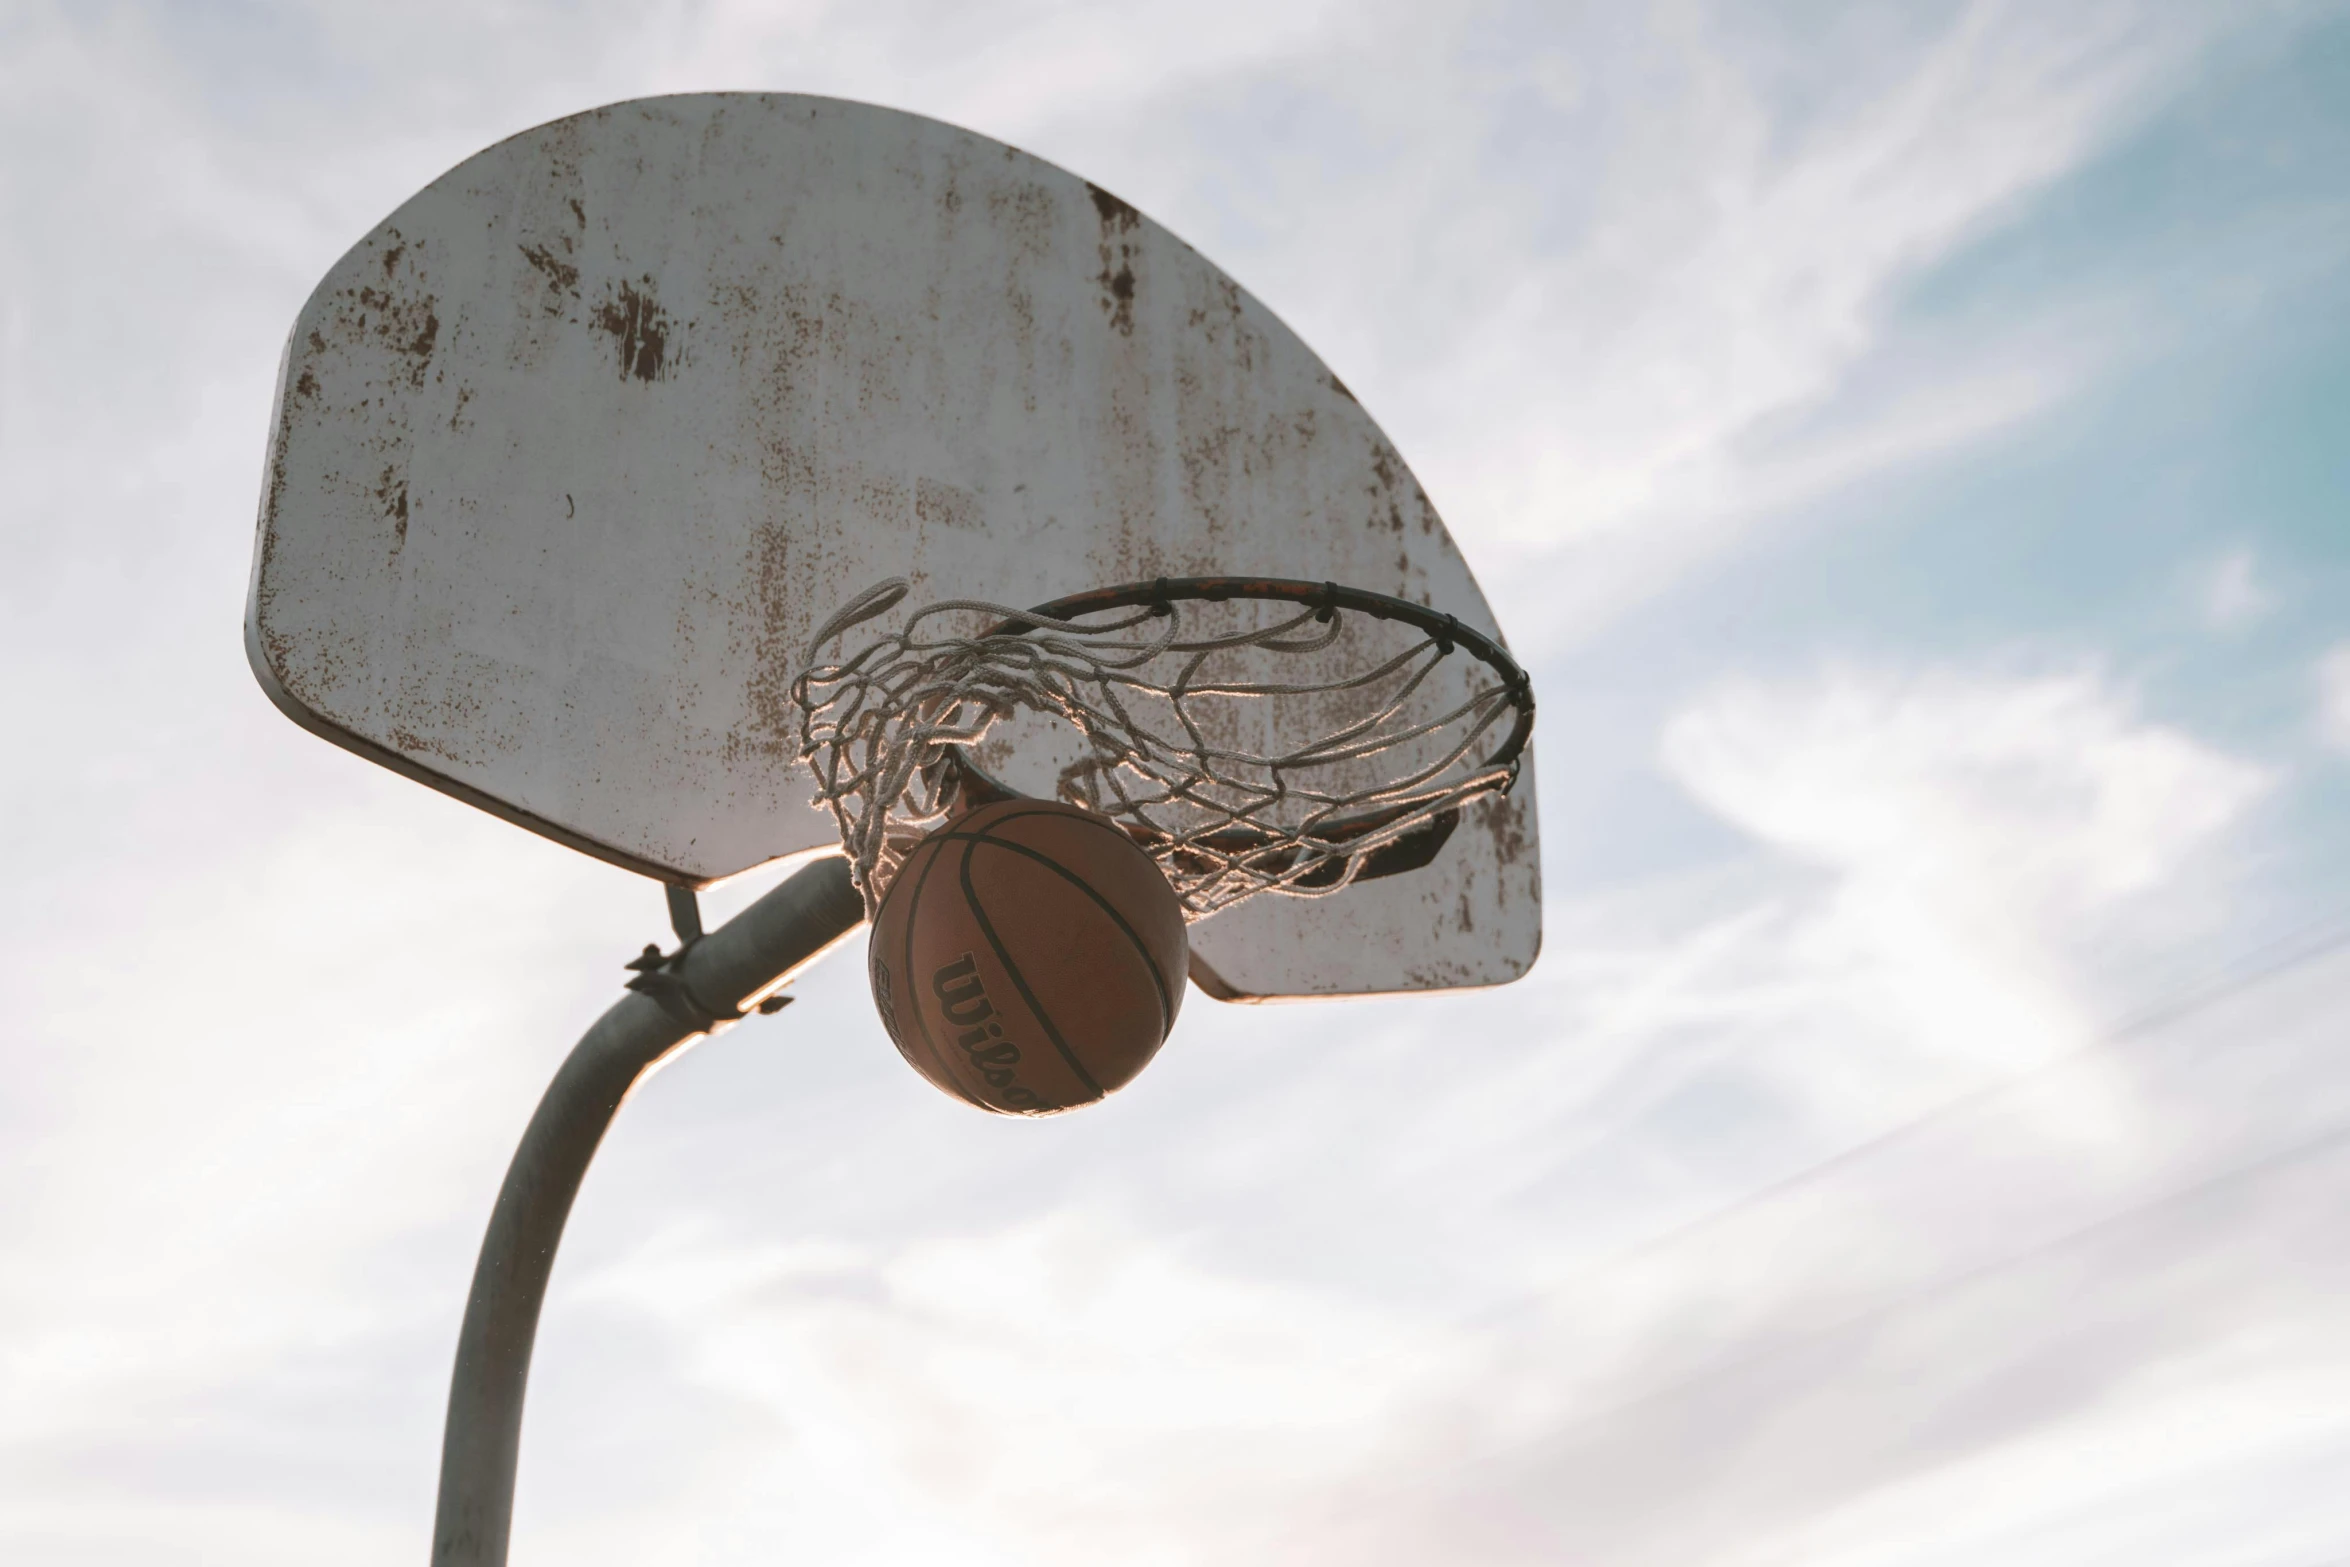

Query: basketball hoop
left=792, top=576, right=1536, bottom=919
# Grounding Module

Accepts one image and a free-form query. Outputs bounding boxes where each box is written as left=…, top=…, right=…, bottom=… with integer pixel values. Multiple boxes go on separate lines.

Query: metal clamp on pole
left=621, top=887, right=805, bottom=1031
left=429, top=855, right=865, bottom=1567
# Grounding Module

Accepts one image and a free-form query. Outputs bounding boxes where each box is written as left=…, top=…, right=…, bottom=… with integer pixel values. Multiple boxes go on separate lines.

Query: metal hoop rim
left=925, top=574, right=1536, bottom=893
left=982, top=574, right=1536, bottom=774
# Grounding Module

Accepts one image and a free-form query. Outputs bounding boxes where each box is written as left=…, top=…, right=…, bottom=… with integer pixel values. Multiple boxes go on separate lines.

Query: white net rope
left=791, top=579, right=1527, bottom=919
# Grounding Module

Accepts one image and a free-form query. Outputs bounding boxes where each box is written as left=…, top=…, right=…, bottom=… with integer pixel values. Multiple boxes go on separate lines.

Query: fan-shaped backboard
left=246, top=93, right=1538, bottom=999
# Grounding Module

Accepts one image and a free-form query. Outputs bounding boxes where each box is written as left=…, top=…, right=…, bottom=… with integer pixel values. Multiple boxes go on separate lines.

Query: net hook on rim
left=806, top=576, right=910, bottom=656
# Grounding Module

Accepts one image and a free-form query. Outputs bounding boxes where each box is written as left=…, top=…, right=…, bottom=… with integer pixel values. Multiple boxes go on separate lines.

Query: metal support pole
left=430, top=856, right=865, bottom=1566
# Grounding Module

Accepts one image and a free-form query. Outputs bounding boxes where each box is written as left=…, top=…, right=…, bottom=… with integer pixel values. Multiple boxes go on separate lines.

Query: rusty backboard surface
left=246, top=93, right=1539, bottom=1000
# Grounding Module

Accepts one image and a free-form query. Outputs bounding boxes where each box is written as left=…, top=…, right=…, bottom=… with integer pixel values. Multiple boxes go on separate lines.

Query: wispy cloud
left=2195, top=546, right=2275, bottom=631
left=2317, top=642, right=2350, bottom=752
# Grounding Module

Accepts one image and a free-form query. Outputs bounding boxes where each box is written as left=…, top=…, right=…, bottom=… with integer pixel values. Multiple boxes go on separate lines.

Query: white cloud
left=530, top=1206, right=1468, bottom=1566
left=1666, top=665, right=2267, bottom=911
left=1662, top=663, right=2270, bottom=1081
left=1444, top=15, right=2140, bottom=532
left=1755, top=1350, right=2350, bottom=1567
left=2196, top=547, right=2274, bottom=631
left=1349, top=1, right=2246, bottom=641
left=2317, top=643, right=2350, bottom=753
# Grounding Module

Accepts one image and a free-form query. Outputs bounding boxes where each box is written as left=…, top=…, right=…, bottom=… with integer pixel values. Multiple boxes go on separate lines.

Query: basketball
left=867, top=800, right=1189, bottom=1115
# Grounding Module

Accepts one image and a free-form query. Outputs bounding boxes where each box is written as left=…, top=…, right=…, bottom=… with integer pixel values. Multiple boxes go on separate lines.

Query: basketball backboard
left=246, top=93, right=1538, bottom=1000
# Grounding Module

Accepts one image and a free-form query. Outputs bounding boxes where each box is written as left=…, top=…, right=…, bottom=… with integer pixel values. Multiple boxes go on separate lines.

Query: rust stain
left=732, top=509, right=804, bottom=767
left=1087, top=183, right=1140, bottom=230
left=374, top=465, right=409, bottom=553
left=294, top=368, right=319, bottom=399
left=519, top=242, right=580, bottom=298
left=724, top=280, right=863, bottom=765
left=387, top=724, right=468, bottom=765
left=1087, top=181, right=1142, bottom=335
left=1471, top=792, right=1531, bottom=868
left=254, top=372, right=299, bottom=637
left=345, top=284, right=440, bottom=388
left=986, top=181, right=1057, bottom=258
left=593, top=277, right=673, bottom=382
left=916, top=476, right=980, bottom=531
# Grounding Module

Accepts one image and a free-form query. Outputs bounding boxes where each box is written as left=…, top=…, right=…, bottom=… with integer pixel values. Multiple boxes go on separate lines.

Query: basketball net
left=791, top=579, right=1526, bottom=919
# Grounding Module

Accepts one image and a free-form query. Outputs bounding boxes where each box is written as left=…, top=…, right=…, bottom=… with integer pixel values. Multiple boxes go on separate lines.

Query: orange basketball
left=868, top=800, right=1188, bottom=1115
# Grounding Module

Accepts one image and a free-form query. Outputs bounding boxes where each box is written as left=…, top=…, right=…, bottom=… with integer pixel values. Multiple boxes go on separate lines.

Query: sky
left=5, top=1, right=2350, bottom=1563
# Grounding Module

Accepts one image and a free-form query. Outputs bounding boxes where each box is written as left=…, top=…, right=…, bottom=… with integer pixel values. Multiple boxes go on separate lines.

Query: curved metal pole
left=431, top=856, right=866, bottom=1566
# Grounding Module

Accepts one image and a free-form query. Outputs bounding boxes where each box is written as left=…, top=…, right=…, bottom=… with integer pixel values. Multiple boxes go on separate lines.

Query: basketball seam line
left=873, top=860, right=919, bottom=1067
left=959, top=803, right=1144, bottom=850
left=958, top=838, right=1108, bottom=1101
left=938, top=810, right=1178, bottom=1020
left=926, top=826, right=1177, bottom=1032
left=897, top=841, right=994, bottom=1110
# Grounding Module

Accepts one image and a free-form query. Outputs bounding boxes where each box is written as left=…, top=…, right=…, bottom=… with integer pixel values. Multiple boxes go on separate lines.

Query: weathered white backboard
left=247, top=93, right=1539, bottom=999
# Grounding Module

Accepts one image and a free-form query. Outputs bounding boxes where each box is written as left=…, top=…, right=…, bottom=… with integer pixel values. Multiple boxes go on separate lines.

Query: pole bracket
left=621, top=887, right=793, bottom=1031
